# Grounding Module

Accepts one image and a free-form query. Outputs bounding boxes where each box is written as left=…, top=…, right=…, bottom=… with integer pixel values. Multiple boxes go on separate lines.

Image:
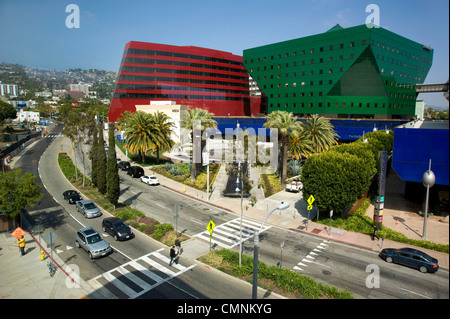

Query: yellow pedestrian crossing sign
left=307, top=195, right=315, bottom=205
left=206, top=220, right=215, bottom=237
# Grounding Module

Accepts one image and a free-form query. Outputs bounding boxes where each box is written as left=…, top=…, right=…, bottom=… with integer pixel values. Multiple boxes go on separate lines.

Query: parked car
left=102, top=217, right=134, bottom=241
left=285, top=179, right=303, bottom=193
left=379, top=247, right=439, bottom=273
left=140, top=175, right=160, bottom=185
left=118, top=161, right=131, bottom=171
left=75, top=227, right=112, bottom=259
left=127, top=166, right=144, bottom=178
left=76, top=200, right=102, bottom=218
left=63, top=190, right=82, bottom=204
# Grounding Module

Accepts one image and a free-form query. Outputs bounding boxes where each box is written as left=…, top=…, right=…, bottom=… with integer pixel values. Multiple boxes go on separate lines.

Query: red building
left=108, top=41, right=260, bottom=122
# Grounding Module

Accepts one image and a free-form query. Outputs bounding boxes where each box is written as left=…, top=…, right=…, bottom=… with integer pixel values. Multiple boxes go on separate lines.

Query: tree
left=0, top=100, right=17, bottom=122
left=90, top=123, right=99, bottom=187
left=264, top=111, right=302, bottom=185
left=180, top=108, right=217, bottom=180
left=288, top=130, right=314, bottom=160
left=301, top=151, right=373, bottom=213
left=301, top=114, right=339, bottom=154
left=96, top=125, right=107, bottom=195
left=0, top=169, right=43, bottom=218
left=152, top=111, right=176, bottom=164
left=106, top=124, right=120, bottom=205
left=124, top=111, right=159, bottom=163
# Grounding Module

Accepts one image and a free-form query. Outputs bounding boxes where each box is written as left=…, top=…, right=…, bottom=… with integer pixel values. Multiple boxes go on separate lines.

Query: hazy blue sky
left=0, top=0, right=448, bottom=107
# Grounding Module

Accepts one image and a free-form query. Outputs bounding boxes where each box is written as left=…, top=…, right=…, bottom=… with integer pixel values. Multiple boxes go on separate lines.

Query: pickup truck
left=285, top=179, right=303, bottom=193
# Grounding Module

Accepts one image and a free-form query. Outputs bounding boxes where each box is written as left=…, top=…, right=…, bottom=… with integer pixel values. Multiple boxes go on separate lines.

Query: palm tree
left=264, top=110, right=302, bottom=185
left=301, top=114, right=339, bottom=153
left=180, top=108, right=217, bottom=180
left=288, top=129, right=315, bottom=160
left=124, top=111, right=158, bottom=163
left=152, top=111, right=176, bottom=163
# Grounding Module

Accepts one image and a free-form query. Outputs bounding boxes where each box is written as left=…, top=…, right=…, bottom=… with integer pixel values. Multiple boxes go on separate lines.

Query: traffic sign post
left=206, top=220, right=215, bottom=251
left=306, top=195, right=315, bottom=230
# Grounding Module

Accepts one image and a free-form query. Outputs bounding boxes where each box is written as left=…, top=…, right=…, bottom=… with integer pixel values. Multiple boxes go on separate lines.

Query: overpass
left=416, top=81, right=449, bottom=95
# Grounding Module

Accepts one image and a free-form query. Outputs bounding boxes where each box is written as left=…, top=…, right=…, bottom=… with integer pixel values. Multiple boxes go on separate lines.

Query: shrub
left=152, top=223, right=174, bottom=241
left=115, top=207, right=145, bottom=221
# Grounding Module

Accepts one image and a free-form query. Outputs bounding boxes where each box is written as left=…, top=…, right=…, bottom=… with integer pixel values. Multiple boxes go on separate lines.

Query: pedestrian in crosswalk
left=169, top=245, right=177, bottom=266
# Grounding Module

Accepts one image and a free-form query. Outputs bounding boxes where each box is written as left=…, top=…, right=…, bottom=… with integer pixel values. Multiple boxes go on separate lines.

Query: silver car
left=75, top=227, right=112, bottom=259
left=76, top=199, right=102, bottom=218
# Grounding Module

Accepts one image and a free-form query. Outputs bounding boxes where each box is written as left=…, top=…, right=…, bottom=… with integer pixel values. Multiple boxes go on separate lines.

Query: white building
left=135, top=101, right=189, bottom=145
left=15, top=109, right=40, bottom=124
left=0, top=82, right=19, bottom=97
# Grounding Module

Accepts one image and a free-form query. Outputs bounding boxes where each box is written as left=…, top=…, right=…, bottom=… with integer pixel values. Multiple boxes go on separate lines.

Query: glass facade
left=243, top=24, right=433, bottom=119
left=108, top=42, right=257, bottom=122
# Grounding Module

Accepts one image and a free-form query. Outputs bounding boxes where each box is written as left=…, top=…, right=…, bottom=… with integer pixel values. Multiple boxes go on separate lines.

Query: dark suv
left=127, top=166, right=144, bottom=178
left=102, top=217, right=134, bottom=241
left=118, top=161, right=131, bottom=171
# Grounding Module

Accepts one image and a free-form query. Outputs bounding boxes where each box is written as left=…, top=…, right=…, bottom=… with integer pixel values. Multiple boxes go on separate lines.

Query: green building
left=243, top=24, right=433, bottom=119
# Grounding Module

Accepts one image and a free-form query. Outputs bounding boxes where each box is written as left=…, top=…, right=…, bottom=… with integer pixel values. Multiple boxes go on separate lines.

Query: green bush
left=115, top=207, right=145, bottom=221
left=152, top=223, right=174, bottom=241
left=203, top=249, right=353, bottom=299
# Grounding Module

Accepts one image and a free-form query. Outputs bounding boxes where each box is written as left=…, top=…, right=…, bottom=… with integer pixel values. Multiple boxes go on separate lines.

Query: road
left=18, top=125, right=449, bottom=299
left=16, top=125, right=280, bottom=299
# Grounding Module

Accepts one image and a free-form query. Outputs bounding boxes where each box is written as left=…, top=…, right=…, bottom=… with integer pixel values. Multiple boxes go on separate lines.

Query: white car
left=140, top=175, right=160, bottom=186
left=286, top=179, right=303, bottom=193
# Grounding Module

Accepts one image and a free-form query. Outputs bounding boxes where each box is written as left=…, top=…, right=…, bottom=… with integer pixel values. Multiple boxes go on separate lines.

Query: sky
left=0, top=0, right=448, bottom=108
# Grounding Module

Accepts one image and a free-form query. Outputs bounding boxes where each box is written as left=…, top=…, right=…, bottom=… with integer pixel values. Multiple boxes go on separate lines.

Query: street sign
left=206, top=220, right=215, bottom=235
left=307, top=195, right=315, bottom=205
left=44, top=231, right=57, bottom=243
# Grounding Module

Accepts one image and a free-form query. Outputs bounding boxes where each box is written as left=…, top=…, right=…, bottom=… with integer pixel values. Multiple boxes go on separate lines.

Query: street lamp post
left=422, top=159, right=435, bottom=240
left=252, top=201, right=290, bottom=299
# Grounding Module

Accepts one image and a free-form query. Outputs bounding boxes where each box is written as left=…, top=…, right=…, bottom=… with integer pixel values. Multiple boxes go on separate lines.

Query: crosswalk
left=87, top=249, right=194, bottom=299
left=193, top=217, right=271, bottom=249
left=292, top=239, right=329, bottom=272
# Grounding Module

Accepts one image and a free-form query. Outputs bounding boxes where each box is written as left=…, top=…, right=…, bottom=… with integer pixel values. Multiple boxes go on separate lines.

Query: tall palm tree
left=124, top=111, right=158, bottom=163
left=301, top=114, right=339, bottom=153
left=180, top=108, right=217, bottom=180
left=152, top=111, right=176, bottom=163
left=264, top=111, right=302, bottom=185
left=288, top=129, right=315, bottom=160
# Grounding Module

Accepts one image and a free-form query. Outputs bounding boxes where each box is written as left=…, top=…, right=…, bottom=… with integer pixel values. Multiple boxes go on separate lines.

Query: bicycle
left=47, top=260, right=57, bottom=277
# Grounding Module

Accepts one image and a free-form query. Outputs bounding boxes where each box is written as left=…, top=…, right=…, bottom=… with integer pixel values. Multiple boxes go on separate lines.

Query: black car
left=63, top=190, right=82, bottom=204
left=102, top=217, right=134, bottom=241
left=127, top=166, right=144, bottom=178
left=379, top=247, right=439, bottom=273
left=118, top=161, right=131, bottom=171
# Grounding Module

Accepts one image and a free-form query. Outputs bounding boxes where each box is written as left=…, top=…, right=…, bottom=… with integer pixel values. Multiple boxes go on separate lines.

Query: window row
left=371, top=40, right=432, bottom=64
left=267, top=91, right=415, bottom=100
left=118, top=75, right=249, bottom=88
left=122, top=57, right=248, bottom=75
left=113, top=93, right=249, bottom=101
left=246, top=40, right=367, bottom=64
left=115, top=83, right=248, bottom=95
left=120, top=66, right=248, bottom=81
left=126, top=48, right=242, bottom=66
left=249, top=55, right=355, bottom=72
left=269, top=102, right=415, bottom=109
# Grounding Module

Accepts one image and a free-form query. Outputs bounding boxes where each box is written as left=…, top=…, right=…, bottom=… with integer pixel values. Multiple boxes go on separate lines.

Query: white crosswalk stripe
left=87, top=249, right=195, bottom=299
left=193, top=217, right=271, bottom=249
left=292, top=240, right=329, bottom=272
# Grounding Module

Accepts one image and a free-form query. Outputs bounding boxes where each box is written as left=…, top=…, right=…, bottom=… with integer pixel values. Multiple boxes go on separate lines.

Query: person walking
left=16, top=235, right=26, bottom=256
left=169, top=245, right=177, bottom=266
left=175, top=238, right=181, bottom=255
left=372, top=225, right=379, bottom=241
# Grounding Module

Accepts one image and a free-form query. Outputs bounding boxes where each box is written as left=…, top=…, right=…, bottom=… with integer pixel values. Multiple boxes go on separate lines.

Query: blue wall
left=392, top=127, right=449, bottom=186
left=212, top=117, right=407, bottom=140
